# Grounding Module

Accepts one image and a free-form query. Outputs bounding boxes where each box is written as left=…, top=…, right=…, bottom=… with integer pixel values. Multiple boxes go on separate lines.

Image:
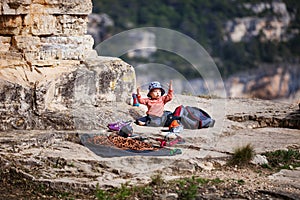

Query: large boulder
left=0, top=57, right=135, bottom=130
left=0, top=0, right=136, bottom=130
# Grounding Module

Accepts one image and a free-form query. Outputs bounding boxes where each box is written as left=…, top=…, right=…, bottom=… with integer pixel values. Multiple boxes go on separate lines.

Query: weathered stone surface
left=251, top=154, right=268, bottom=165
left=56, top=15, right=88, bottom=36
left=0, top=0, right=92, bottom=69
left=0, top=15, right=22, bottom=35
left=226, top=66, right=300, bottom=100
left=1, top=0, right=92, bottom=15
left=0, top=36, right=11, bottom=51
left=0, top=56, right=135, bottom=130
left=224, top=1, right=291, bottom=42
left=226, top=99, right=300, bottom=129
left=21, top=14, right=88, bottom=36
left=34, top=57, right=135, bottom=112
left=0, top=0, right=136, bottom=128
left=12, top=36, right=41, bottom=51
left=18, top=35, right=94, bottom=62
left=23, top=13, right=57, bottom=35
left=0, top=51, right=26, bottom=68
left=1, top=0, right=31, bottom=15
left=0, top=96, right=299, bottom=196
left=269, top=168, right=300, bottom=189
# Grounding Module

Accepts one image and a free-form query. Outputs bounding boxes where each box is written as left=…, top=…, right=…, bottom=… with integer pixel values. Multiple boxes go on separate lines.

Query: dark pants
left=137, top=111, right=177, bottom=127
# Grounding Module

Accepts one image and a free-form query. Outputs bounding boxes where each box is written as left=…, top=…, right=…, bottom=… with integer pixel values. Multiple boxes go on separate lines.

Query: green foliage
left=132, top=185, right=154, bottom=199
left=150, top=173, right=164, bottom=186
left=95, top=183, right=131, bottom=200
left=113, top=183, right=132, bottom=200
left=237, top=179, right=245, bottom=185
left=177, top=177, right=198, bottom=200
left=227, top=144, right=255, bottom=166
left=263, top=149, right=300, bottom=170
left=94, top=176, right=224, bottom=200
left=95, top=184, right=110, bottom=200
left=92, top=0, right=300, bottom=78
left=210, top=177, right=224, bottom=184
left=174, top=176, right=223, bottom=200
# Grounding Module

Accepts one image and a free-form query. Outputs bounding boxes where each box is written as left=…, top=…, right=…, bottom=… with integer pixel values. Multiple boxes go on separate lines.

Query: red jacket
left=137, top=89, right=173, bottom=117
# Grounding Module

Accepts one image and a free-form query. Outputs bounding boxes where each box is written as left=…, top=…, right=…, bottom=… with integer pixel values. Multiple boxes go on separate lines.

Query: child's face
left=149, top=89, right=162, bottom=99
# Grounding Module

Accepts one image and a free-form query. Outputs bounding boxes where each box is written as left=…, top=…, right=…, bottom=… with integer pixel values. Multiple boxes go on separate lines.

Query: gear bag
left=173, top=105, right=214, bottom=129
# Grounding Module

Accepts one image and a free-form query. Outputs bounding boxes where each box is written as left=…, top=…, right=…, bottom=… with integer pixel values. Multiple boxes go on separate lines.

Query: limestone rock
left=0, top=0, right=136, bottom=130
left=0, top=0, right=92, bottom=69
left=224, top=1, right=291, bottom=42
left=1, top=0, right=92, bottom=15
left=0, top=36, right=11, bottom=51
left=269, top=168, right=300, bottom=189
left=0, top=96, right=300, bottom=195
left=226, top=66, right=300, bottom=100
left=0, top=57, right=135, bottom=130
left=250, top=154, right=268, bottom=165
left=0, top=15, right=23, bottom=35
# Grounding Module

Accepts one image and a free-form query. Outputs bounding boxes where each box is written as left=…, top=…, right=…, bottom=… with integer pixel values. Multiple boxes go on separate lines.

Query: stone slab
left=0, top=96, right=299, bottom=192
left=1, top=0, right=92, bottom=15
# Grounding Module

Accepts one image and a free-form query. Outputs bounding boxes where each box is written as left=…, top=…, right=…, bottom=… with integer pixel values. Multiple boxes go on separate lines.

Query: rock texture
left=224, top=1, right=292, bottom=42
left=0, top=96, right=299, bottom=198
left=0, top=0, right=94, bottom=66
left=0, top=1, right=299, bottom=198
left=226, top=65, right=300, bottom=100
left=0, top=0, right=136, bottom=130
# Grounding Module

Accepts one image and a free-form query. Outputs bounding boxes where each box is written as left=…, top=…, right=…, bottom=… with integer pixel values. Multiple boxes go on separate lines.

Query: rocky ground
left=0, top=95, right=299, bottom=199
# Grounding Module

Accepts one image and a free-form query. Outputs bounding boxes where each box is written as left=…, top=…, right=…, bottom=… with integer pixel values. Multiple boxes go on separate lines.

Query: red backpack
left=173, top=105, right=213, bottom=129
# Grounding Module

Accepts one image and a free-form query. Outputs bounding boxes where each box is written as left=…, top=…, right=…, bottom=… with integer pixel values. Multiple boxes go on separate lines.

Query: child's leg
left=136, top=116, right=148, bottom=126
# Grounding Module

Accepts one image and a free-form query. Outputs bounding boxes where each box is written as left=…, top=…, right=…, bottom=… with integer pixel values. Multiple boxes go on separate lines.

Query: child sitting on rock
left=136, top=80, right=173, bottom=127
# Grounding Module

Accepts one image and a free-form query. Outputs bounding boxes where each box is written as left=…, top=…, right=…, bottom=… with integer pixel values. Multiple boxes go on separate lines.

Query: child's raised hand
left=169, top=80, right=173, bottom=90
left=137, top=87, right=140, bottom=95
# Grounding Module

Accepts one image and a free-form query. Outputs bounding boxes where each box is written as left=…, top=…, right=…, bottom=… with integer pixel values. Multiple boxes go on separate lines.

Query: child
left=136, top=80, right=173, bottom=126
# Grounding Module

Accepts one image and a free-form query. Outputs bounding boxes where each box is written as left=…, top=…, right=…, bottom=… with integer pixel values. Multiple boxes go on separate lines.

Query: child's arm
left=137, top=87, right=141, bottom=96
left=136, top=87, right=148, bottom=104
left=163, top=80, right=173, bottom=103
left=169, top=80, right=173, bottom=91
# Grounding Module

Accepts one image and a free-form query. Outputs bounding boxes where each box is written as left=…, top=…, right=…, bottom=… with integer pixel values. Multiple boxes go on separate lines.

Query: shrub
left=150, top=173, right=164, bottom=186
left=227, top=144, right=255, bottom=166
left=263, top=149, right=300, bottom=170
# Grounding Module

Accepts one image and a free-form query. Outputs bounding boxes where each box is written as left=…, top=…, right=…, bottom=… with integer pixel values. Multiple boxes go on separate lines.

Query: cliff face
left=224, top=1, right=292, bottom=42
left=0, top=0, right=135, bottom=131
left=223, top=1, right=299, bottom=100
left=0, top=0, right=94, bottom=67
left=226, top=65, right=300, bottom=100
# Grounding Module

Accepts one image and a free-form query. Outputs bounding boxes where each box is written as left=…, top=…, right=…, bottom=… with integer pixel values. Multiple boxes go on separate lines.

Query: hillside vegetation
left=92, top=0, right=300, bottom=78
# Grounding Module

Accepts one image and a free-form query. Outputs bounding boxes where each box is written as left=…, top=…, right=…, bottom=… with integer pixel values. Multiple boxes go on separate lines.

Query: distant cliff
left=224, top=1, right=293, bottom=42
left=226, top=65, right=300, bottom=100
left=91, top=0, right=300, bottom=75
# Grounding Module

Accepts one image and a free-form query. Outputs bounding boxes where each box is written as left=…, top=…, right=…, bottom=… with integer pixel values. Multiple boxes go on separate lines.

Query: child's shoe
left=169, top=120, right=184, bottom=133
left=108, top=121, right=131, bottom=131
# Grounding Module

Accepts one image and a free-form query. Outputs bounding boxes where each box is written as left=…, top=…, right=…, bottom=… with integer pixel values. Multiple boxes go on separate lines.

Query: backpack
left=107, top=121, right=133, bottom=137
left=173, top=105, right=213, bottom=129
left=118, top=123, right=133, bottom=138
